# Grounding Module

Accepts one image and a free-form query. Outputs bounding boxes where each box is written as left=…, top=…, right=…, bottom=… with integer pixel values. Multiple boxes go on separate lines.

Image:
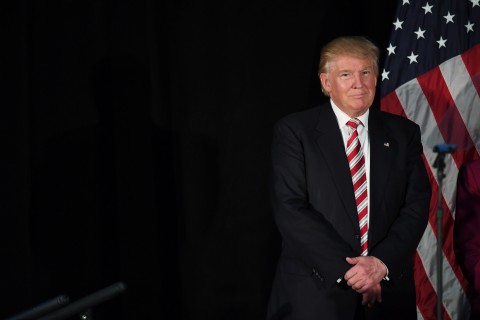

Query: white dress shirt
left=330, top=100, right=371, bottom=227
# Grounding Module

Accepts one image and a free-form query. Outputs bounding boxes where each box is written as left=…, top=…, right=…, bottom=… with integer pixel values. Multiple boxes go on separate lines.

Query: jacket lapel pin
left=384, top=142, right=390, bottom=147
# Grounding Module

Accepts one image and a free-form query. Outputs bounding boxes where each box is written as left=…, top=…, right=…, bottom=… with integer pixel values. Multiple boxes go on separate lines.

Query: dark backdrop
left=4, top=0, right=396, bottom=319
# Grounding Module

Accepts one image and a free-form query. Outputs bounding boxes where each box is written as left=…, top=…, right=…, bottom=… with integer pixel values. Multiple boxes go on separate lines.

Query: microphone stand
left=432, top=144, right=456, bottom=320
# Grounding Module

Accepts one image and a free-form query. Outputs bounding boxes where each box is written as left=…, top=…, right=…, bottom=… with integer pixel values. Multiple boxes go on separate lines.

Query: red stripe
left=416, top=67, right=478, bottom=167
left=347, top=146, right=361, bottom=161
left=414, top=252, right=452, bottom=320
left=422, top=154, right=470, bottom=293
left=350, top=162, right=363, bottom=176
left=461, top=43, right=480, bottom=97
left=353, top=175, right=366, bottom=190
left=347, top=135, right=356, bottom=146
left=380, top=91, right=407, bottom=118
left=360, top=225, right=368, bottom=234
left=356, top=191, right=367, bottom=206
left=362, top=243, right=368, bottom=252
left=358, top=208, right=367, bottom=219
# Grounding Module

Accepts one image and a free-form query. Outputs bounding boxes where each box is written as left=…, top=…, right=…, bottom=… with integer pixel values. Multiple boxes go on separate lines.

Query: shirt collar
left=330, top=99, right=369, bottom=129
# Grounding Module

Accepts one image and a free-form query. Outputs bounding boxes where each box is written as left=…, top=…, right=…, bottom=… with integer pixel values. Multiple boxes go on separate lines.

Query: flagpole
left=433, top=144, right=457, bottom=320
left=435, top=168, right=444, bottom=320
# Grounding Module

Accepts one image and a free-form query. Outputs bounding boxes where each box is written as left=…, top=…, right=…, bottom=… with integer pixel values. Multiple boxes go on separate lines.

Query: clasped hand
left=344, top=256, right=387, bottom=307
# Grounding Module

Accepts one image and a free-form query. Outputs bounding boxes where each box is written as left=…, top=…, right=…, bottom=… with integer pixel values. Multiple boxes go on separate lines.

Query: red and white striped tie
left=346, top=119, right=368, bottom=256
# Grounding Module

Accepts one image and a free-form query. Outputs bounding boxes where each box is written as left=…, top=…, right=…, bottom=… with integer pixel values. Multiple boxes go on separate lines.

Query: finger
left=371, top=286, right=382, bottom=303
left=344, top=271, right=354, bottom=281
left=352, top=279, right=376, bottom=292
left=354, top=280, right=372, bottom=293
left=344, top=268, right=360, bottom=281
left=362, top=293, right=372, bottom=304
left=347, top=276, right=364, bottom=288
left=355, top=286, right=368, bottom=294
left=362, top=294, right=368, bottom=305
left=363, top=295, right=375, bottom=306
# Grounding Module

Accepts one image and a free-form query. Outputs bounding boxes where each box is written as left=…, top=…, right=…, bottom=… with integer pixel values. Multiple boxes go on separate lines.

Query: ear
left=319, top=72, right=331, bottom=93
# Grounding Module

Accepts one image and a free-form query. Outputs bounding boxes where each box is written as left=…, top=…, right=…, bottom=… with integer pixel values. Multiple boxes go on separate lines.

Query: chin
left=350, top=103, right=370, bottom=111
left=348, top=107, right=369, bottom=116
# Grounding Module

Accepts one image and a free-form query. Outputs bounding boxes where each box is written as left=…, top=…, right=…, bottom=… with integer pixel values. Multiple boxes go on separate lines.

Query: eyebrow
left=337, top=66, right=374, bottom=73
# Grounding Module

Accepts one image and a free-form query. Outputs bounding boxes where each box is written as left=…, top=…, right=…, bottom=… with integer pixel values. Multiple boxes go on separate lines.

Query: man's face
left=320, top=55, right=377, bottom=118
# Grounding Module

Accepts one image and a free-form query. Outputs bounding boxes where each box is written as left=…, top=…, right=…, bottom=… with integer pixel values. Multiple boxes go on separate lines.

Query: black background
left=4, top=0, right=396, bottom=319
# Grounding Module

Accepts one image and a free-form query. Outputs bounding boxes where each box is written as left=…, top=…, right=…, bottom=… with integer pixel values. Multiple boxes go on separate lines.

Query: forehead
left=329, top=55, right=374, bottom=71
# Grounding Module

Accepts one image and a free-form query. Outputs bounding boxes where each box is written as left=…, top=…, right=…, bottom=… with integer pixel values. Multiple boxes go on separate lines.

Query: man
left=267, top=36, right=431, bottom=319
left=454, top=159, right=480, bottom=319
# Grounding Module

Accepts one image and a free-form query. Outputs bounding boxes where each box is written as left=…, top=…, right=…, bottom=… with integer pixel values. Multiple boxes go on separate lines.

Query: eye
left=340, top=73, right=352, bottom=79
left=362, top=69, right=373, bottom=77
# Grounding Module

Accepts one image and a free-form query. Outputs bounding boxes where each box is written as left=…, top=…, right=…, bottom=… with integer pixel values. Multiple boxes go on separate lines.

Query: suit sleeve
left=369, top=123, right=431, bottom=274
left=454, top=162, right=480, bottom=293
left=270, top=118, right=353, bottom=287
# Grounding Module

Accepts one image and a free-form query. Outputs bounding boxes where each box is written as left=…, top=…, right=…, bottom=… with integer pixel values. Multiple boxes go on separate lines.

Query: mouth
left=350, top=93, right=368, bottom=99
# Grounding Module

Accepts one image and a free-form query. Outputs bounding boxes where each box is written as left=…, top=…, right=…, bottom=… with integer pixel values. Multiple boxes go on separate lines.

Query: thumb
left=346, top=256, right=359, bottom=265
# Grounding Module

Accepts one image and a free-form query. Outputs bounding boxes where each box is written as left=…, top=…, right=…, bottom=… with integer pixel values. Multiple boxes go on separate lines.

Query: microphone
left=433, top=144, right=457, bottom=154
left=433, top=144, right=456, bottom=171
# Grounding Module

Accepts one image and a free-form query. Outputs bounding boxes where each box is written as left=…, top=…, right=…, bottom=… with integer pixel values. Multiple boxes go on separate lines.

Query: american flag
left=380, top=0, right=480, bottom=319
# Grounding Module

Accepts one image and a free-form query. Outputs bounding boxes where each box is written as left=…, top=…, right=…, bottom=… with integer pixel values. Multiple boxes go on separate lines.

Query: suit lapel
left=368, top=109, right=395, bottom=247
left=313, top=104, right=360, bottom=243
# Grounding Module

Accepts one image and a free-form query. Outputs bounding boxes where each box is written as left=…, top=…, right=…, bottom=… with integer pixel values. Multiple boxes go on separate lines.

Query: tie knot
left=347, top=118, right=361, bottom=130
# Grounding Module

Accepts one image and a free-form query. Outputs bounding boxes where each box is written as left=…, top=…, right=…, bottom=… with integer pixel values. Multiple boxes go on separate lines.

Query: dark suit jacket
left=454, top=159, right=480, bottom=319
left=267, top=103, right=431, bottom=320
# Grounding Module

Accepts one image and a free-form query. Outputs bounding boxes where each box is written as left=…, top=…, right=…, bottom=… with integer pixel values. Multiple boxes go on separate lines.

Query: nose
left=352, top=73, right=364, bottom=89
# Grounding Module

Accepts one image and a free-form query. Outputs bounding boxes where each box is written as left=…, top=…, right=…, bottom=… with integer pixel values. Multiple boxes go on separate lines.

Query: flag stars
left=465, top=21, right=475, bottom=33
left=437, top=36, right=447, bottom=48
left=402, top=0, right=410, bottom=4
left=443, top=11, right=455, bottom=24
left=387, top=43, right=396, bottom=55
left=470, top=0, right=480, bottom=8
left=414, top=27, right=426, bottom=39
left=407, top=52, right=419, bottom=64
left=422, top=2, right=434, bottom=14
left=382, top=69, right=390, bottom=81
left=393, top=18, right=404, bottom=30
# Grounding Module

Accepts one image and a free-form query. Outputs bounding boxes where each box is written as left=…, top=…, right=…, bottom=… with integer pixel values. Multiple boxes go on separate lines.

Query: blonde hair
left=318, top=36, right=380, bottom=95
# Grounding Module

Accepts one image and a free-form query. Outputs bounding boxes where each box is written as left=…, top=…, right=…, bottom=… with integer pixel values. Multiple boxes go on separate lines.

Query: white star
left=382, top=69, right=390, bottom=81
left=422, top=2, right=434, bottom=14
left=393, top=18, right=404, bottom=30
left=407, top=52, right=419, bottom=64
left=470, top=0, right=480, bottom=8
left=403, top=0, right=410, bottom=4
left=414, top=27, right=426, bottom=39
left=437, top=36, right=447, bottom=48
left=387, top=43, right=396, bottom=55
left=444, top=11, right=455, bottom=24
left=465, top=21, right=475, bottom=33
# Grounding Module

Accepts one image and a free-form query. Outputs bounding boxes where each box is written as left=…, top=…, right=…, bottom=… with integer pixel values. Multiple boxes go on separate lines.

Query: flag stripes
left=461, top=44, right=480, bottom=95
left=382, top=47, right=479, bottom=319
left=414, top=251, right=452, bottom=320
left=417, top=67, right=475, bottom=168
left=380, top=1, right=480, bottom=318
left=456, top=47, right=480, bottom=154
